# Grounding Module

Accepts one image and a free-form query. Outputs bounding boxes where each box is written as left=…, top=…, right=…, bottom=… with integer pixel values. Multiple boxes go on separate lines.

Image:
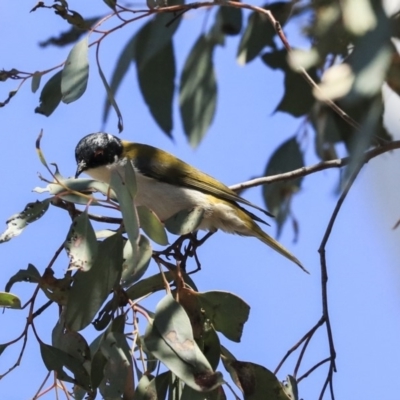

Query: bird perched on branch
left=75, top=132, right=305, bottom=271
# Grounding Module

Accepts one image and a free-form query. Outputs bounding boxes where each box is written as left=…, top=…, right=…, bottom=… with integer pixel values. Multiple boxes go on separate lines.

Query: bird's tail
left=255, top=227, right=308, bottom=273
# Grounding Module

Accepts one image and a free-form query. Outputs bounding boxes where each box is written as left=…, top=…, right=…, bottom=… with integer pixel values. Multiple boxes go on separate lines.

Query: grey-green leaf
left=197, top=291, right=250, bottom=343
left=34, top=70, right=62, bottom=116
left=237, top=2, right=292, bottom=65
left=0, top=199, right=50, bottom=243
left=64, top=209, right=98, bottom=271
left=137, top=205, right=168, bottom=245
left=121, top=234, right=153, bottom=287
left=262, top=136, right=304, bottom=237
left=145, top=297, right=224, bottom=392
left=5, top=264, right=41, bottom=293
left=110, top=164, right=140, bottom=250
left=179, top=35, right=217, bottom=147
left=164, top=207, right=205, bottom=235
left=31, top=72, right=42, bottom=93
left=40, top=342, right=91, bottom=390
left=136, top=40, right=175, bottom=136
left=61, top=36, right=89, bottom=103
left=65, top=233, right=124, bottom=331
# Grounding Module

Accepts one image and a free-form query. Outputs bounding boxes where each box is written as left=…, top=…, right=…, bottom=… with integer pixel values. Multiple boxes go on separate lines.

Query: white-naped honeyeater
left=75, top=132, right=305, bottom=271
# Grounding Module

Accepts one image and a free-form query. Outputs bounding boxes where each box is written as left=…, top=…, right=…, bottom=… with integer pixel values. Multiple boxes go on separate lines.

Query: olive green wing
left=122, top=142, right=274, bottom=221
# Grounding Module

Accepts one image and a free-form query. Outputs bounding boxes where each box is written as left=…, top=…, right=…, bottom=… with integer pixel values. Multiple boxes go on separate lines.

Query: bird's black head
left=75, top=133, right=123, bottom=178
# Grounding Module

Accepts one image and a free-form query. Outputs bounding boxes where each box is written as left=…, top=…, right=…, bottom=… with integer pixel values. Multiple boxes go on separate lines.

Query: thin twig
left=297, top=357, right=331, bottom=382
left=274, top=316, right=324, bottom=375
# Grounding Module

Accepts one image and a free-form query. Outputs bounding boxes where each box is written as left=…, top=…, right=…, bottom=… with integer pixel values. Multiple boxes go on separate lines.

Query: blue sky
left=1, top=1, right=400, bottom=399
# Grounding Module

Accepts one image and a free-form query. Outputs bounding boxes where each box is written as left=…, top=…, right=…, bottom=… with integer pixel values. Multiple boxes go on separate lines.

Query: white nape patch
left=84, top=160, right=252, bottom=235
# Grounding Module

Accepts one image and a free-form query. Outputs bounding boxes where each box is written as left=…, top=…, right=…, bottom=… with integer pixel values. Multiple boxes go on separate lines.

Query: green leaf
left=135, top=14, right=181, bottom=69
left=5, top=264, right=41, bottom=292
left=110, top=164, right=140, bottom=251
left=35, top=70, right=62, bottom=116
left=164, top=207, right=205, bottom=235
left=0, top=292, right=22, bottom=309
left=262, top=136, right=304, bottom=237
left=137, top=206, right=168, bottom=245
left=102, top=33, right=136, bottom=124
left=64, top=209, right=98, bottom=271
left=125, top=271, right=174, bottom=301
left=221, top=351, right=291, bottom=400
left=121, top=235, right=152, bottom=286
left=31, top=72, right=42, bottom=93
left=40, top=342, right=91, bottom=390
left=52, top=319, right=90, bottom=369
left=197, top=291, right=249, bottom=343
left=217, top=6, right=242, bottom=36
left=61, top=36, right=89, bottom=103
left=65, top=233, right=124, bottom=331
left=145, top=296, right=224, bottom=392
left=179, top=35, right=217, bottom=147
left=134, top=372, right=170, bottom=400
left=99, top=332, right=134, bottom=399
left=144, top=294, right=223, bottom=392
left=237, top=3, right=292, bottom=65
left=262, top=50, right=317, bottom=116
left=34, top=178, right=111, bottom=205
left=136, top=40, right=175, bottom=136
left=0, top=199, right=50, bottom=243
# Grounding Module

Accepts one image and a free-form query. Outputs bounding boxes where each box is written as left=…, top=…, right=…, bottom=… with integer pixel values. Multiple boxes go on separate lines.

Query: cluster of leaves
left=0, top=158, right=298, bottom=399
left=2, top=0, right=399, bottom=235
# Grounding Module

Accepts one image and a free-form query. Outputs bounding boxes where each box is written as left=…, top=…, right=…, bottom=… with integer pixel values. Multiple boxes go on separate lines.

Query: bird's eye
left=94, top=149, right=103, bottom=157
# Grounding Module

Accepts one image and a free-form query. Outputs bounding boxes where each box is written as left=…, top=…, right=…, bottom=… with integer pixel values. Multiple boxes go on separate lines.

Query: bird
left=75, top=132, right=305, bottom=271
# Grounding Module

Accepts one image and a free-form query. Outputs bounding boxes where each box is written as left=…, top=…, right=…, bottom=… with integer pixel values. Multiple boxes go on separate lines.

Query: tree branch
left=230, top=140, right=400, bottom=192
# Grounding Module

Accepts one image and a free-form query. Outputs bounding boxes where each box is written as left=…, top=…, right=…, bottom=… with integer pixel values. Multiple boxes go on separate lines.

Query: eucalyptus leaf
left=61, top=36, right=89, bottom=103
left=145, top=314, right=223, bottom=392
left=5, top=264, right=41, bottom=292
left=237, top=2, right=292, bottom=65
left=110, top=164, right=140, bottom=251
left=197, top=291, right=250, bottom=343
left=40, top=342, right=91, bottom=390
left=121, top=235, right=153, bottom=287
left=146, top=294, right=224, bottom=393
left=262, top=50, right=317, bottom=117
left=99, top=332, right=134, bottom=399
left=262, top=136, right=304, bottom=237
left=0, top=199, right=50, bottom=243
left=179, top=35, right=217, bottom=147
left=0, top=292, right=22, bottom=309
left=164, top=207, right=204, bottom=235
left=64, top=209, right=98, bottom=271
left=65, top=233, right=124, bottom=331
left=31, top=72, right=42, bottom=93
left=221, top=352, right=290, bottom=400
left=137, top=205, right=168, bottom=245
left=134, top=372, right=170, bottom=400
left=125, top=271, right=174, bottom=301
left=35, top=70, right=62, bottom=116
left=137, top=40, right=175, bottom=136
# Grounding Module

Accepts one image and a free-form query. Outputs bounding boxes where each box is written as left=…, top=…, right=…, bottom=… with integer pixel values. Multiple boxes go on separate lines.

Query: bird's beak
left=75, top=162, right=85, bottom=178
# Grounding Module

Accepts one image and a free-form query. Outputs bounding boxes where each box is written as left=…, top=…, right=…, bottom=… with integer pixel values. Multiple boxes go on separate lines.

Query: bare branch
left=230, top=140, right=400, bottom=192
